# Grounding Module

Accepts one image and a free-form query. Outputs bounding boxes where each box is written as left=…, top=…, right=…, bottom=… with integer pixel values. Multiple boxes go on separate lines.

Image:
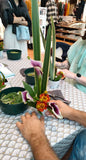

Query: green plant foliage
left=1, top=92, right=22, bottom=104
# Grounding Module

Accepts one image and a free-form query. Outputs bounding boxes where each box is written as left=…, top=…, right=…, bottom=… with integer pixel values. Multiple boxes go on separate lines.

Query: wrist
left=66, top=108, right=74, bottom=120
left=29, top=132, right=46, bottom=146
left=74, top=73, right=81, bottom=81
left=73, top=73, right=76, bottom=80
left=30, top=133, right=49, bottom=151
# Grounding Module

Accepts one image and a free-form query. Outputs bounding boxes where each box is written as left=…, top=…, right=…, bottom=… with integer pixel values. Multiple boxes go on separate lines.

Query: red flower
left=2, top=82, right=4, bottom=85
left=36, top=101, right=48, bottom=112
left=39, top=93, right=50, bottom=103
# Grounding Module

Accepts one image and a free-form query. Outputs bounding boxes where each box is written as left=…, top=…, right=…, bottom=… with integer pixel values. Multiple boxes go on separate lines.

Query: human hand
left=50, top=100, right=73, bottom=119
left=60, top=69, right=76, bottom=79
left=13, top=14, right=28, bottom=25
left=16, top=112, right=45, bottom=145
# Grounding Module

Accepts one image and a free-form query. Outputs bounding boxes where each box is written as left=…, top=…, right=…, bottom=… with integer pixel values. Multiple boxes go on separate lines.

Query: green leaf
left=38, top=111, right=43, bottom=115
left=54, top=75, right=62, bottom=81
left=41, top=26, right=51, bottom=93
left=32, top=0, right=41, bottom=97
left=32, top=0, right=41, bottom=60
left=23, top=81, right=35, bottom=98
left=40, top=28, right=46, bottom=49
left=1, top=92, right=23, bottom=104
left=27, top=101, right=36, bottom=108
left=0, top=71, right=5, bottom=82
left=49, top=17, right=56, bottom=80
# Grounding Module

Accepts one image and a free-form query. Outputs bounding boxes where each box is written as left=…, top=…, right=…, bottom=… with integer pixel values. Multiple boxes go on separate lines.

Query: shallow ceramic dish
left=24, top=68, right=35, bottom=85
left=0, top=87, right=28, bottom=115
left=7, top=49, right=21, bottom=60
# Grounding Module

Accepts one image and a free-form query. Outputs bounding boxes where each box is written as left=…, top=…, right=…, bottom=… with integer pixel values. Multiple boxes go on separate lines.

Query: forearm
left=67, top=108, right=86, bottom=127
left=30, top=133, right=59, bottom=160
left=56, top=60, right=70, bottom=69
left=74, top=75, right=86, bottom=86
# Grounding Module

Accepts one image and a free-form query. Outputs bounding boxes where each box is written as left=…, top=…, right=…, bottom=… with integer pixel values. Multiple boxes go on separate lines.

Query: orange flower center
left=39, top=93, right=50, bottom=103
left=36, top=101, right=48, bottom=112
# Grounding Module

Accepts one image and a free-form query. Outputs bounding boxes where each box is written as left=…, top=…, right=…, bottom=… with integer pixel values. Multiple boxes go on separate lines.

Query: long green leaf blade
left=49, top=17, right=56, bottom=80
left=32, top=0, right=41, bottom=60
left=41, top=26, right=51, bottom=93
left=52, top=18, right=56, bottom=80
left=40, top=28, right=46, bottom=49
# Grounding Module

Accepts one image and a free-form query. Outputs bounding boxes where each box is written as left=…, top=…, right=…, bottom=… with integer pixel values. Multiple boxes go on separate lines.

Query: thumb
left=16, top=121, right=23, bottom=131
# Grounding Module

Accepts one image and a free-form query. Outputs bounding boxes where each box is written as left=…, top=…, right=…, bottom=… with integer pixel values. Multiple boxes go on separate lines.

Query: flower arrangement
left=22, top=0, right=63, bottom=119
left=0, top=41, right=3, bottom=51
left=0, top=72, right=5, bottom=90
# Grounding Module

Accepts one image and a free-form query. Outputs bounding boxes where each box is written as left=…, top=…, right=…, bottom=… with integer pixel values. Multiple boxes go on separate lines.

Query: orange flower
left=36, top=101, right=48, bottom=112
left=39, top=93, right=50, bottom=103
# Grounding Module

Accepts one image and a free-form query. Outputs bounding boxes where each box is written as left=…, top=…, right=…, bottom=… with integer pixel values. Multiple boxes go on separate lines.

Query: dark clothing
left=41, top=0, right=48, bottom=7
left=56, top=42, right=70, bottom=61
left=75, top=0, right=85, bottom=21
left=0, top=0, right=32, bottom=35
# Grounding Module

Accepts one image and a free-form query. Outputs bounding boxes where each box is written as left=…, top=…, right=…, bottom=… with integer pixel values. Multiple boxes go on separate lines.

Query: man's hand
left=16, top=112, right=44, bottom=145
left=50, top=100, right=73, bottom=119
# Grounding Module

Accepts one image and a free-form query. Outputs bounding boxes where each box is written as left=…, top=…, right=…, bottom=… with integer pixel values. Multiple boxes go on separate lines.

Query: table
left=0, top=53, right=86, bottom=160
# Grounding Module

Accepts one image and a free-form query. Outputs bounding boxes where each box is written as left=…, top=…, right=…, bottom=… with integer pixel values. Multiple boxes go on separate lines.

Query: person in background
left=24, top=0, right=33, bottom=49
left=0, top=0, right=32, bottom=55
left=56, top=30, right=86, bottom=94
left=46, top=0, right=58, bottom=36
left=75, top=0, right=85, bottom=21
left=16, top=99, right=86, bottom=160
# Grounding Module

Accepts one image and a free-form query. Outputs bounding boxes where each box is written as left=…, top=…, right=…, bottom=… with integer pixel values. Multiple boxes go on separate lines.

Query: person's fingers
left=21, top=115, right=26, bottom=124
left=31, top=111, right=37, bottom=117
left=25, top=112, right=31, bottom=118
left=16, top=121, right=23, bottom=131
left=21, top=16, right=25, bottom=21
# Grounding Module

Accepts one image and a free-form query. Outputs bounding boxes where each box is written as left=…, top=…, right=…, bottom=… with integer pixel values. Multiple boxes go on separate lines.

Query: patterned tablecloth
left=0, top=53, right=86, bottom=160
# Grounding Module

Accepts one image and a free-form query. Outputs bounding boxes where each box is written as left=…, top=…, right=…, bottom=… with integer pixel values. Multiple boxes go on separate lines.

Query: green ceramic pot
left=24, top=68, right=35, bottom=85
left=0, top=87, right=28, bottom=115
left=7, top=49, right=21, bottom=60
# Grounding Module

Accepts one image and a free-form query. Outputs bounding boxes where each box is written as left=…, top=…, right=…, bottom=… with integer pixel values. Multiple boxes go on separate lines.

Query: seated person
left=56, top=31, right=86, bottom=93
left=16, top=100, right=86, bottom=160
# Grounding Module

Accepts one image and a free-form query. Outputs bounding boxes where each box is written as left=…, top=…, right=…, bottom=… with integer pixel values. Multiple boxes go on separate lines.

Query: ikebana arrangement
left=21, top=0, right=63, bottom=119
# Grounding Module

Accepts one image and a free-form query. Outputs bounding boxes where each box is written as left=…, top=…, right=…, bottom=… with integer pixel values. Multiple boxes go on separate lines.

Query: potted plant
left=21, top=0, right=63, bottom=119
left=41, top=18, right=65, bottom=89
left=0, top=87, right=28, bottom=115
left=0, top=72, right=28, bottom=115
